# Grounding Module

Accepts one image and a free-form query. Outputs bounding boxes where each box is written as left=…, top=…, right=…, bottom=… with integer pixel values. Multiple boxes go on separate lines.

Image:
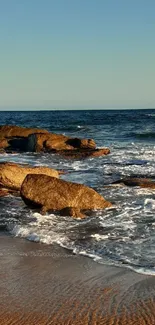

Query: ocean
left=0, top=109, right=155, bottom=275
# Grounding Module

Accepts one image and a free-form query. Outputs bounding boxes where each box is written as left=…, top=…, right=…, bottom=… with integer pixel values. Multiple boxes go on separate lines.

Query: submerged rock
left=58, top=148, right=110, bottom=159
left=112, top=177, right=155, bottom=189
left=60, top=207, right=86, bottom=219
left=0, top=162, right=59, bottom=190
left=21, top=174, right=112, bottom=216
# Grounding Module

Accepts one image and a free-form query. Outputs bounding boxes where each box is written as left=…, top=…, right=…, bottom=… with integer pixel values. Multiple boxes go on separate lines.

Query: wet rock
left=66, top=138, right=96, bottom=149
left=0, top=162, right=59, bottom=190
left=60, top=207, right=86, bottom=219
left=112, top=177, right=155, bottom=189
left=0, top=125, right=110, bottom=159
left=21, top=174, right=112, bottom=215
left=58, top=148, right=110, bottom=159
left=27, top=133, right=96, bottom=153
left=0, top=125, right=49, bottom=152
left=27, top=133, right=71, bottom=152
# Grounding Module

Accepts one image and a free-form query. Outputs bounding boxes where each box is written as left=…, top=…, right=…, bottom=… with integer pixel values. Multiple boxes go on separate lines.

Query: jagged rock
left=27, top=133, right=96, bottom=153
left=60, top=207, right=86, bottom=219
left=0, top=125, right=110, bottom=159
left=0, top=162, right=59, bottom=190
left=27, top=133, right=71, bottom=152
left=21, top=174, right=112, bottom=215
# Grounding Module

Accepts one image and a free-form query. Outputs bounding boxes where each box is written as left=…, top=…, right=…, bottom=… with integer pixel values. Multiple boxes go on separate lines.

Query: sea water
left=0, top=109, right=155, bottom=275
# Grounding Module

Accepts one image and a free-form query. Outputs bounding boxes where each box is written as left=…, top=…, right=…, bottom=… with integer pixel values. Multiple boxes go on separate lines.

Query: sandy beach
left=0, top=234, right=155, bottom=325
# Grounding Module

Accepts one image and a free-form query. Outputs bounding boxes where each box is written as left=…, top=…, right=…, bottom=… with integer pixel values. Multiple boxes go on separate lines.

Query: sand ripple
left=1, top=237, right=155, bottom=324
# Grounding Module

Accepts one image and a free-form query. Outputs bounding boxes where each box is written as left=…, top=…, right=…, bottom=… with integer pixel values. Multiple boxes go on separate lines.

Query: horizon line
left=0, top=107, right=155, bottom=111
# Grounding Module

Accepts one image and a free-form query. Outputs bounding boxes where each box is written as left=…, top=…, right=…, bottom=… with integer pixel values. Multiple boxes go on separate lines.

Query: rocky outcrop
left=27, top=133, right=96, bottom=152
left=0, top=125, right=48, bottom=152
left=111, top=177, right=155, bottom=189
left=21, top=174, right=112, bottom=215
left=0, top=162, right=59, bottom=190
left=27, top=133, right=109, bottom=158
left=0, top=125, right=48, bottom=138
left=0, top=125, right=110, bottom=159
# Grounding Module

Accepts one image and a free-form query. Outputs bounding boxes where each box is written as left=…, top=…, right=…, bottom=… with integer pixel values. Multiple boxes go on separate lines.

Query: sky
left=0, top=0, right=155, bottom=110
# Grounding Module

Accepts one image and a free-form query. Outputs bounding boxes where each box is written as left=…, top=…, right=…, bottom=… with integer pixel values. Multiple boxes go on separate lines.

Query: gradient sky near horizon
left=0, top=0, right=155, bottom=110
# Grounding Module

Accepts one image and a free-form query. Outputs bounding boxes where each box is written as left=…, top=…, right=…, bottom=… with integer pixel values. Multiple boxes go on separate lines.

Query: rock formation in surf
left=21, top=174, right=112, bottom=216
left=0, top=125, right=110, bottom=158
left=0, top=162, right=59, bottom=191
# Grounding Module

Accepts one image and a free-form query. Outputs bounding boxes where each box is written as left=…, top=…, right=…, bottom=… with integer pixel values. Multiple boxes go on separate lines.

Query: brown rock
left=21, top=174, right=112, bottom=214
left=0, top=162, right=59, bottom=190
left=0, top=138, right=9, bottom=150
left=58, top=148, right=110, bottom=159
left=27, top=133, right=96, bottom=153
left=112, top=177, right=155, bottom=189
left=0, top=125, right=49, bottom=152
left=65, top=138, right=96, bottom=149
left=0, top=125, right=48, bottom=138
left=60, top=207, right=86, bottom=219
left=0, top=125, right=110, bottom=159
left=0, top=187, right=19, bottom=197
left=27, top=133, right=71, bottom=152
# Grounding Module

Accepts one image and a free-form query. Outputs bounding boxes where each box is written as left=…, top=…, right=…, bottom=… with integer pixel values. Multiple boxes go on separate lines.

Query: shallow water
left=0, top=109, right=155, bottom=275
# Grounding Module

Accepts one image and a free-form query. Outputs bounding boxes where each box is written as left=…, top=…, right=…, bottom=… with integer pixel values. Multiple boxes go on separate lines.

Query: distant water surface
left=0, top=109, right=155, bottom=275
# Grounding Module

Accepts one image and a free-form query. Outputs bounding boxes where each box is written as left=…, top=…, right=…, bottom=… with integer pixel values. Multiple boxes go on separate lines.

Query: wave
left=9, top=218, right=155, bottom=276
left=128, top=131, right=155, bottom=140
left=146, top=113, right=155, bottom=117
left=48, top=125, right=89, bottom=133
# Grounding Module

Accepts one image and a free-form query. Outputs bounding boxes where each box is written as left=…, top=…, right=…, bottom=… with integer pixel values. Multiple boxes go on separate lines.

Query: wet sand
left=0, top=235, right=155, bottom=324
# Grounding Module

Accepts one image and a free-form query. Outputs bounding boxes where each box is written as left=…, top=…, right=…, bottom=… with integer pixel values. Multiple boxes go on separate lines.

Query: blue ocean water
left=0, top=109, right=155, bottom=275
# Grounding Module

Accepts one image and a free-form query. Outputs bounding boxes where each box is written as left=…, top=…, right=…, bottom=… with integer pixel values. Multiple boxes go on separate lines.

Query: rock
left=0, top=125, right=49, bottom=152
left=21, top=174, right=112, bottom=215
left=0, top=125, right=110, bottom=159
left=66, top=138, right=96, bottom=149
left=112, top=177, right=155, bottom=189
left=58, top=148, right=110, bottom=159
left=0, top=187, right=19, bottom=197
left=0, top=125, right=48, bottom=138
left=27, top=133, right=71, bottom=152
left=0, top=162, right=59, bottom=190
left=27, top=133, right=96, bottom=153
left=60, top=207, right=86, bottom=219
left=0, top=138, right=9, bottom=150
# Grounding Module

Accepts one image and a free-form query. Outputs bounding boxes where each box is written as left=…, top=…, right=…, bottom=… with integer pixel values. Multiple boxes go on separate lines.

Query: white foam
left=91, top=234, right=109, bottom=241
left=9, top=212, right=71, bottom=246
left=144, top=198, right=155, bottom=210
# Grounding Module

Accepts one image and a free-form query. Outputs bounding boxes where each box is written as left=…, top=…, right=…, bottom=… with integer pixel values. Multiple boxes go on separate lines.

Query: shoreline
left=1, top=234, right=155, bottom=324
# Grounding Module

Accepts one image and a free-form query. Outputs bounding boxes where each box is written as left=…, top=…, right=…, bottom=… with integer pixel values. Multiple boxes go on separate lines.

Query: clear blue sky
left=0, top=0, right=155, bottom=109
